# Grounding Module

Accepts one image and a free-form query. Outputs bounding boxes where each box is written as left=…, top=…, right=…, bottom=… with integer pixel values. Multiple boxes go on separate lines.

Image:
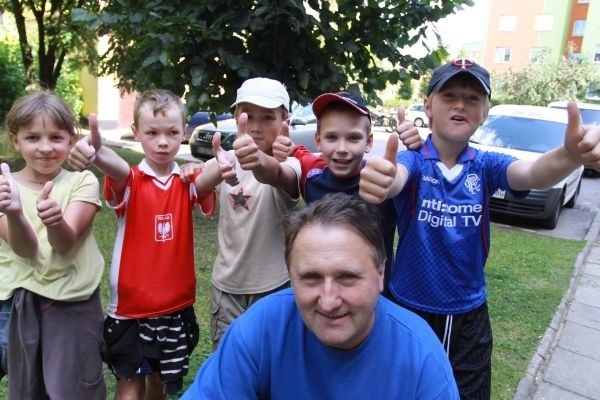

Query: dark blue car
left=184, top=111, right=232, bottom=143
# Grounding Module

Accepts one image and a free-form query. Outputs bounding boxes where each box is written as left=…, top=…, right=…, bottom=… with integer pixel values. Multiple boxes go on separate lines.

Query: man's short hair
left=283, top=193, right=386, bottom=268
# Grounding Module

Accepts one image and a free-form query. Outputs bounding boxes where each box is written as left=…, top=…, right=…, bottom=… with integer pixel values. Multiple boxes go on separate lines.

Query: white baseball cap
left=231, top=77, right=290, bottom=111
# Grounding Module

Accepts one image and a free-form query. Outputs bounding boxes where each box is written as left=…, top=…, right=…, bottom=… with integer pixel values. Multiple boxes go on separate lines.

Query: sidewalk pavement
left=514, top=211, right=600, bottom=399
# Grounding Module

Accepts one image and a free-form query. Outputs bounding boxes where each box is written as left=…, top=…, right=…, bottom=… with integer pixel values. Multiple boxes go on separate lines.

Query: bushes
left=0, top=37, right=26, bottom=126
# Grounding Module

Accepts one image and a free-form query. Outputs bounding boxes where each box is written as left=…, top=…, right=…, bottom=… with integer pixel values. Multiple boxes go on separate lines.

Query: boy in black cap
left=273, top=91, right=421, bottom=294
left=359, top=58, right=600, bottom=399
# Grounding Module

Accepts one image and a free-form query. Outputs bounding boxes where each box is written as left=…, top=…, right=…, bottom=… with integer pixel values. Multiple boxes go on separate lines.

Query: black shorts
left=396, top=301, right=492, bottom=400
left=103, top=306, right=199, bottom=380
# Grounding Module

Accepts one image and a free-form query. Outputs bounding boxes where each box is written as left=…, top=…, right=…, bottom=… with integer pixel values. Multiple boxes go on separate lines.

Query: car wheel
left=540, top=191, right=563, bottom=229
left=565, top=179, right=581, bottom=209
left=414, top=118, right=424, bottom=127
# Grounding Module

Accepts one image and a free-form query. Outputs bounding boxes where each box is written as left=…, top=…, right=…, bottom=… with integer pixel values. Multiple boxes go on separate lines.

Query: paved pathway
left=514, top=212, right=600, bottom=399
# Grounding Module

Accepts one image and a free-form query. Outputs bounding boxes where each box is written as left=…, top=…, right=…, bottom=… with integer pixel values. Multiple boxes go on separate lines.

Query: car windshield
left=470, top=114, right=565, bottom=153
left=580, top=109, right=600, bottom=125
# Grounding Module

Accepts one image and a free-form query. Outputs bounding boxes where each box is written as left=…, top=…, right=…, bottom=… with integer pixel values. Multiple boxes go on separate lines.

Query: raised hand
left=396, top=106, right=422, bottom=150
left=0, top=163, right=21, bottom=214
left=180, top=162, right=203, bottom=183
left=68, top=114, right=103, bottom=171
left=36, top=181, right=63, bottom=227
left=233, top=112, right=261, bottom=170
left=213, top=132, right=239, bottom=186
left=359, top=133, right=399, bottom=204
left=565, top=101, right=600, bottom=170
left=272, top=121, right=292, bottom=162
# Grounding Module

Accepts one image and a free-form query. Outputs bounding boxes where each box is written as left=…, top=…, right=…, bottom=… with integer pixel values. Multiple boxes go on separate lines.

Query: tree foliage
left=0, top=0, right=99, bottom=90
left=0, top=35, right=26, bottom=123
left=492, top=53, right=600, bottom=106
left=73, top=0, right=472, bottom=113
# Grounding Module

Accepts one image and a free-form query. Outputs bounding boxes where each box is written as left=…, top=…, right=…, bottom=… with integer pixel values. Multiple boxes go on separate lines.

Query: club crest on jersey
left=464, top=173, right=481, bottom=194
left=155, top=214, right=174, bottom=242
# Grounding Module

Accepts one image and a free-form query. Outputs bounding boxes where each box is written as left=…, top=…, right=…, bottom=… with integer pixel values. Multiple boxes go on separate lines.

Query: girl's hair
left=4, top=90, right=79, bottom=136
left=133, top=89, right=186, bottom=128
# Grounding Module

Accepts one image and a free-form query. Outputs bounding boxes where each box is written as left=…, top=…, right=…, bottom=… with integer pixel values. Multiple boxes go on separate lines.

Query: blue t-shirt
left=390, top=137, right=527, bottom=314
left=181, top=288, right=459, bottom=399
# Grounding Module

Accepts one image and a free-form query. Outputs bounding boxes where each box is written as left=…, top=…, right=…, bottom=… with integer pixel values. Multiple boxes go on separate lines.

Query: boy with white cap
left=359, top=59, right=600, bottom=399
left=194, top=77, right=301, bottom=348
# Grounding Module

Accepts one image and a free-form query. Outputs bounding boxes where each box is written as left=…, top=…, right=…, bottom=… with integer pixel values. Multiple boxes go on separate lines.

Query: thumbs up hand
left=564, top=101, right=600, bottom=171
left=68, top=114, right=103, bottom=171
left=359, top=133, right=399, bottom=204
left=396, top=106, right=422, bottom=150
left=213, top=132, right=239, bottom=186
left=272, top=121, right=292, bottom=162
left=233, top=113, right=261, bottom=170
left=0, top=163, right=21, bottom=214
left=36, top=181, right=62, bottom=227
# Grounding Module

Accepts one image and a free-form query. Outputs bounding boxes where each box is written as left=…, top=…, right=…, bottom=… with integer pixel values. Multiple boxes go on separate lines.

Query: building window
left=494, top=47, right=511, bottom=63
left=498, top=15, right=517, bottom=32
left=572, top=20, right=586, bottom=37
left=535, top=14, right=554, bottom=31
left=578, top=0, right=590, bottom=4
left=594, top=46, right=600, bottom=62
left=530, top=47, right=548, bottom=64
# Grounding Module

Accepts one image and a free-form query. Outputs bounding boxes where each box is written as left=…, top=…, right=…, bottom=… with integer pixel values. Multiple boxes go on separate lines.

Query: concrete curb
left=513, top=210, right=600, bottom=399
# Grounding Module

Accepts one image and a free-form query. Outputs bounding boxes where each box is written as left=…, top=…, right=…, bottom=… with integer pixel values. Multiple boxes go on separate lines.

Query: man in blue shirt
left=181, top=193, right=459, bottom=400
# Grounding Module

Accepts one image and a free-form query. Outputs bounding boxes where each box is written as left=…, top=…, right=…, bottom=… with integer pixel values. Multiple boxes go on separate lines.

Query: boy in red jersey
left=68, top=89, right=215, bottom=399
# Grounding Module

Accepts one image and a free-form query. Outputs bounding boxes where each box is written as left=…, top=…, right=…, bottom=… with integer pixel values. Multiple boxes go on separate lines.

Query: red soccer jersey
left=105, top=163, right=214, bottom=318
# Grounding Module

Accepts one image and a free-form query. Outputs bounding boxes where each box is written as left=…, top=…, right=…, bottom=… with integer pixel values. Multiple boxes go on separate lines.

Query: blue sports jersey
left=390, top=137, right=527, bottom=314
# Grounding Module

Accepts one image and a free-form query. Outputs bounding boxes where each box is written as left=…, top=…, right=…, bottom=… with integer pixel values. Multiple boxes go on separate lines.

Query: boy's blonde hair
left=133, top=89, right=186, bottom=128
left=4, top=90, right=79, bottom=137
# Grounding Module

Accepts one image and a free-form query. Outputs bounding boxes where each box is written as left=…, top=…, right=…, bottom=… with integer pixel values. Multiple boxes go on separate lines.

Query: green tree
left=0, top=0, right=99, bottom=90
left=74, top=0, right=472, bottom=112
left=397, top=78, right=413, bottom=101
left=0, top=35, right=26, bottom=123
left=493, top=53, right=600, bottom=106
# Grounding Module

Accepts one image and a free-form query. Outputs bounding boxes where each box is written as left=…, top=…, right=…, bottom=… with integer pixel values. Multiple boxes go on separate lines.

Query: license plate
left=492, top=189, right=505, bottom=199
left=195, top=146, right=214, bottom=156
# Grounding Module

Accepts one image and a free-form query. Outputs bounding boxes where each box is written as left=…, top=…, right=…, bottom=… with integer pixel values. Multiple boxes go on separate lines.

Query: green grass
left=0, top=146, right=586, bottom=399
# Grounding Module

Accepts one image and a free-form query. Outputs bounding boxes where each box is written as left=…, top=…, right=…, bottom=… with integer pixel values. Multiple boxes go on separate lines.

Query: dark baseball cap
left=312, top=92, right=371, bottom=121
left=427, top=59, right=491, bottom=98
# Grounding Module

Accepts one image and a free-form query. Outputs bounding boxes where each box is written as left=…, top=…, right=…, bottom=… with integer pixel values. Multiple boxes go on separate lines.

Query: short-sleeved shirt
left=181, top=288, right=459, bottom=399
left=105, top=159, right=215, bottom=318
left=390, top=137, right=528, bottom=314
left=0, top=169, right=103, bottom=302
left=208, top=152, right=301, bottom=294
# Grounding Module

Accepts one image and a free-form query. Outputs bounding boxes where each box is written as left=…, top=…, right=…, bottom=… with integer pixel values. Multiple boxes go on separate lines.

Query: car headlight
left=189, top=127, right=201, bottom=144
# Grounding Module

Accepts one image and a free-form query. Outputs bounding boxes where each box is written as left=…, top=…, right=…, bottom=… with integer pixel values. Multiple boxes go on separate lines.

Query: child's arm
left=192, top=132, right=240, bottom=196
left=233, top=115, right=299, bottom=198
left=68, top=114, right=131, bottom=200
left=359, top=134, right=409, bottom=204
left=507, top=102, right=600, bottom=190
left=0, top=163, right=38, bottom=257
left=36, top=181, right=99, bottom=254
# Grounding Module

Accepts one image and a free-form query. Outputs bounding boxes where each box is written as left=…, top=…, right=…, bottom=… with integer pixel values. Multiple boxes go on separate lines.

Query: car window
left=579, top=109, right=600, bottom=125
left=291, top=104, right=317, bottom=124
left=470, top=115, right=565, bottom=153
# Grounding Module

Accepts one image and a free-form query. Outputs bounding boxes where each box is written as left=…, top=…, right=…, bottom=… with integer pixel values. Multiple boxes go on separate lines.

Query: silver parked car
left=189, top=104, right=318, bottom=161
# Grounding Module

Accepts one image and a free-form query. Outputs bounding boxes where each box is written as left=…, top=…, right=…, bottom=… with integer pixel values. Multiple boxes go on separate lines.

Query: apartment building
left=482, top=0, right=600, bottom=73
